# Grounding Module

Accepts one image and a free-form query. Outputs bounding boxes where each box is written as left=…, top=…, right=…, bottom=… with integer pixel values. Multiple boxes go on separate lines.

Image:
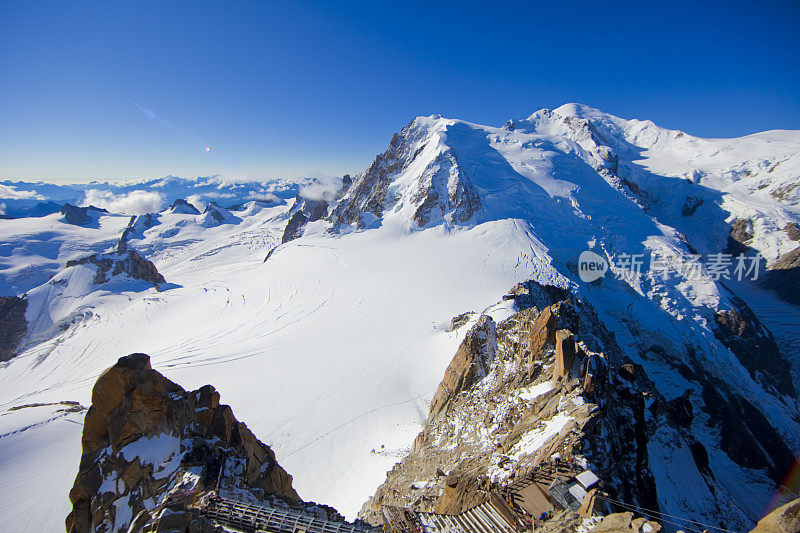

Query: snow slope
left=1, top=105, right=799, bottom=531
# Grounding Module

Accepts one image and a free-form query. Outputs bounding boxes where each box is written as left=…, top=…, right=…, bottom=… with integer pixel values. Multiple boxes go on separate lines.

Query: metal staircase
left=415, top=497, right=520, bottom=533
left=203, top=496, right=380, bottom=533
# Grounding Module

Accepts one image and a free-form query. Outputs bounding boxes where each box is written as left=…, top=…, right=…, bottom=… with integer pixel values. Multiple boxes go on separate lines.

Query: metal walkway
left=203, top=496, right=380, bottom=533
left=415, top=497, right=521, bottom=533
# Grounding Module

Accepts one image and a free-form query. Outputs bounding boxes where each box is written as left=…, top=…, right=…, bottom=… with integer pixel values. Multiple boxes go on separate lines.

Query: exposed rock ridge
left=66, top=247, right=166, bottom=287
left=360, top=282, right=661, bottom=526
left=60, top=204, right=109, bottom=226
left=328, top=118, right=481, bottom=231
left=67, top=353, right=299, bottom=533
left=167, top=198, right=200, bottom=215
left=281, top=188, right=332, bottom=244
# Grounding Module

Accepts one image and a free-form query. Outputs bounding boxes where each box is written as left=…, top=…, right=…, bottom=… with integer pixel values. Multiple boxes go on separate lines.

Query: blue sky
left=1, top=0, right=798, bottom=182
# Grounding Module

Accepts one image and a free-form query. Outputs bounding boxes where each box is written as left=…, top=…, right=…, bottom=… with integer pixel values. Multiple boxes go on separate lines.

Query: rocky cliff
left=361, top=282, right=663, bottom=525
left=0, top=295, right=27, bottom=361
left=66, top=247, right=165, bottom=287
left=66, top=353, right=299, bottom=533
left=328, top=117, right=481, bottom=231
left=60, top=204, right=109, bottom=226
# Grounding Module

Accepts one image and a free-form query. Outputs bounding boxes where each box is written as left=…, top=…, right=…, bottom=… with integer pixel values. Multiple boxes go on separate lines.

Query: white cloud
left=81, top=189, right=164, bottom=214
left=186, top=194, right=206, bottom=211
left=298, top=177, right=341, bottom=202
left=247, top=191, right=281, bottom=204
left=0, top=203, right=6, bottom=215
left=0, top=184, right=45, bottom=200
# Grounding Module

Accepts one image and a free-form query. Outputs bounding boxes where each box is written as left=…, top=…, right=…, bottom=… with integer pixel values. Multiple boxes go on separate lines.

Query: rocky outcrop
left=361, top=283, right=661, bottom=526
left=281, top=192, right=331, bottom=243
left=198, top=203, right=238, bottom=227
left=66, top=353, right=299, bottom=533
left=681, top=196, right=704, bottom=217
left=552, top=330, right=576, bottom=382
left=329, top=119, right=481, bottom=231
left=784, top=222, right=800, bottom=241
left=330, top=132, right=406, bottom=229
left=429, top=315, right=495, bottom=418
left=764, top=245, right=800, bottom=305
left=0, top=295, right=27, bottom=361
left=119, top=214, right=160, bottom=250
left=66, top=248, right=166, bottom=287
left=60, top=204, right=108, bottom=226
left=750, top=497, right=800, bottom=533
left=167, top=199, right=200, bottom=215
left=712, top=299, right=794, bottom=395
left=410, top=151, right=481, bottom=227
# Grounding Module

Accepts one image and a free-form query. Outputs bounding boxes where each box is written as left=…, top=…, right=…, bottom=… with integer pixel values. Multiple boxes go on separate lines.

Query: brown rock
left=750, top=497, right=800, bottom=533
left=429, top=316, right=495, bottom=417
left=67, top=353, right=298, bottom=533
left=528, top=305, right=558, bottom=356
left=552, top=330, right=575, bottom=382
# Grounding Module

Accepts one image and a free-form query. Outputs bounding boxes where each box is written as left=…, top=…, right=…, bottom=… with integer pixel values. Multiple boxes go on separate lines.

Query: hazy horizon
left=2, top=1, right=799, bottom=182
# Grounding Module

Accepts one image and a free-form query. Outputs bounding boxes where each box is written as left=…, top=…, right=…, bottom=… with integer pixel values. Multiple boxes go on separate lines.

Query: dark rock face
left=701, top=384, right=796, bottom=486
left=331, top=132, right=405, bottom=229
left=784, top=222, right=800, bottom=241
left=119, top=214, right=160, bottom=249
left=203, top=203, right=227, bottom=224
left=60, top=204, right=108, bottom=226
left=713, top=300, right=794, bottom=396
left=336, top=174, right=352, bottom=200
left=66, top=354, right=299, bottom=533
left=727, top=218, right=754, bottom=255
left=66, top=249, right=166, bottom=287
left=168, top=199, right=200, bottom=215
left=0, top=296, right=28, bottom=361
left=681, top=196, right=704, bottom=216
left=281, top=210, right=309, bottom=244
left=410, top=151, right=481, bottom=227
left=280, top=193, right=330, bottom=243
left=764, top=246, right=800, bottom=305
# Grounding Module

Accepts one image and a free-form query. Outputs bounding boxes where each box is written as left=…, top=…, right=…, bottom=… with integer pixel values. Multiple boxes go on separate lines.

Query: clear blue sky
left=1, top=0, right=798, bottom=182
